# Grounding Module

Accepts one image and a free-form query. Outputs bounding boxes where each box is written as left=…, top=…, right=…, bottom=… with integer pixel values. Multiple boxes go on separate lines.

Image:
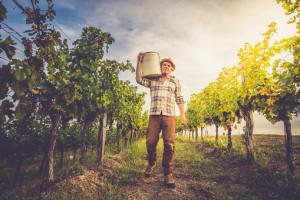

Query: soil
left=126, top=173, right=208, bottom=200
left=43, top=135, right=300, bottom=200
left=124, top=137, right=300, bottom=200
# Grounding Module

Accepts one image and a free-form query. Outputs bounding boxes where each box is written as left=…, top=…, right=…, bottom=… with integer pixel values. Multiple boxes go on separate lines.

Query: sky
left=1, top=0, right=300, bottom=135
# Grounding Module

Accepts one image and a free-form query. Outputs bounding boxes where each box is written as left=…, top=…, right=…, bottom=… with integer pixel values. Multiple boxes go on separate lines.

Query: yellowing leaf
left=31, top=89, right=39, bottom=94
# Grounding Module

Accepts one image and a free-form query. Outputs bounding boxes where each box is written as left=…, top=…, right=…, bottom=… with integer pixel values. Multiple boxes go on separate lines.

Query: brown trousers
left=146, top=115, right=176, bottom=175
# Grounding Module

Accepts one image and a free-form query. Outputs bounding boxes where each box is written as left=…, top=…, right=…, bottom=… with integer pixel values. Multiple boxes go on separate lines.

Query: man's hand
left=181, top=114, right=187, bottom=125
left=138, top=52, right=145, bottom=63
left=178, top=104, right=187, bottom=125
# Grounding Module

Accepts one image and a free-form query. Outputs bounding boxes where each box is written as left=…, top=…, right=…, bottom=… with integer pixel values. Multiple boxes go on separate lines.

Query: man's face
left=161, top=61, right=173, bottom=75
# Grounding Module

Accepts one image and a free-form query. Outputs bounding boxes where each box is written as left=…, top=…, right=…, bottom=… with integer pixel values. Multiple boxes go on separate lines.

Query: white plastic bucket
left=141, top=52, right=162, bottom=78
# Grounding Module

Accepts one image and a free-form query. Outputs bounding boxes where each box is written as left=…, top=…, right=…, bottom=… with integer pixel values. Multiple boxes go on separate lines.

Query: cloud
left=74, top=0, right=295, bottom=92
left=54, top=1, right=77, bottom=10
left=52, top=0, right=300, bottom=134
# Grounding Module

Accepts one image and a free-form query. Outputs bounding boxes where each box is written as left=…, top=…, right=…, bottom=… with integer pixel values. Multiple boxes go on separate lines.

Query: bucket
left=141, top=52, right=162, bottom=78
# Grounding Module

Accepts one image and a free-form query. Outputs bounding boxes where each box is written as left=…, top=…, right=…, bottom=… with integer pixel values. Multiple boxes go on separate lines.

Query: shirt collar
left=159, top=75, right=174, bottom=81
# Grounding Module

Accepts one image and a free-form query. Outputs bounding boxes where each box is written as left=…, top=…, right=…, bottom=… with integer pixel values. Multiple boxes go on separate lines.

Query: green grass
left=1, top=135, right=300, bottom=200
left=182, top=135, right=300, bottom=200
left=119, top=139, right=147, bottom=181
left=199, top=135, right=290, bottom=172
left=175, top=137, right=217, bottom=179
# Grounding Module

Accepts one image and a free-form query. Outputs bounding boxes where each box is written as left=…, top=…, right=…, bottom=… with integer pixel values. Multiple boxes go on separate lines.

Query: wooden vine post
left=97, top=112, right=107, bottom=164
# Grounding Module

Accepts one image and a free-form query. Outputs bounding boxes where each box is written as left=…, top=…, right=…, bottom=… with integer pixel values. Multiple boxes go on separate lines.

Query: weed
left=85, top=149, right=98, bottom=167
left=189, top=182, right=215, bottom=198
left=211, top=174, right=231, bottom=183
left=252, top=169, right=300, bottom=199
left=175, top=138, right=217, bottom=179
left=99, top=184, right=124, bottom=200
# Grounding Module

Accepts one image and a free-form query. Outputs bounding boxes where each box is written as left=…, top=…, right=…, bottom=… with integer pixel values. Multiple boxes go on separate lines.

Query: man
left=136, top=52, right=187, bottom=188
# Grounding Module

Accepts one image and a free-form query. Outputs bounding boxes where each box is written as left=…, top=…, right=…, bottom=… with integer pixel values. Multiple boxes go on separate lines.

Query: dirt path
left=126, top=170, right=209, bottom=200
left=125, top=141, right=236, bottom=200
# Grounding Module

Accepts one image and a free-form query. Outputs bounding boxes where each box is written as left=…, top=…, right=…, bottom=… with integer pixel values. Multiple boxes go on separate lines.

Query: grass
left=47, top=140, right=148, bottom=200
left=0, top=142, right=125, bottom=200
left=1, top=134, right=300, bottom=199
left=175, top=137, right=218, bottom=179
left=184, top=134, right=300, bottom=200
left=48, top=141, right=149, bottom=200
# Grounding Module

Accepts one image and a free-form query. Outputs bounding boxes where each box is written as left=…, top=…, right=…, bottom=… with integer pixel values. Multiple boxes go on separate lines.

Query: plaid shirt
left=136, top=76, right=185, bottom=116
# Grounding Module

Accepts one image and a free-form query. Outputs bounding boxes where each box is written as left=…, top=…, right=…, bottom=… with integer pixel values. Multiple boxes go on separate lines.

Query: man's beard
left=162, top=69, right=170, bottom=76
left=162, top=71, right=169, bottom=76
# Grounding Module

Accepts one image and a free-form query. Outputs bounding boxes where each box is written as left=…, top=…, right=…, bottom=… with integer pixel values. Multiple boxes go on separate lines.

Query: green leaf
left=0, top=2, right=7, bottom=22
left=15, top=68, right=27, bottom=81
left=16, top=102, right=26, bottom=120
left=12, top=81, right=26, bottom=97
left=1, top=37, right=16, bottom=59
left=82, top=73, right=89, bottom=81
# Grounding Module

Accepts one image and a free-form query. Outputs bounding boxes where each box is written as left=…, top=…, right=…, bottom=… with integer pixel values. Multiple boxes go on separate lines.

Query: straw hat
left=160, top=58, right=175, bottom=70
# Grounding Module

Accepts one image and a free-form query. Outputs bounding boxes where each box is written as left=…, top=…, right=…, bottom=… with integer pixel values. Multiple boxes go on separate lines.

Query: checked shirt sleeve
left=175, top=79, right=185, bottom=104
left=136, top=77, right=151, bottom=88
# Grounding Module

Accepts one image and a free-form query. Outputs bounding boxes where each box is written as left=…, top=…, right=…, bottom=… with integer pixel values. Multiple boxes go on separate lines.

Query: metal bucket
left=141, top=52, right=162, bottom=78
